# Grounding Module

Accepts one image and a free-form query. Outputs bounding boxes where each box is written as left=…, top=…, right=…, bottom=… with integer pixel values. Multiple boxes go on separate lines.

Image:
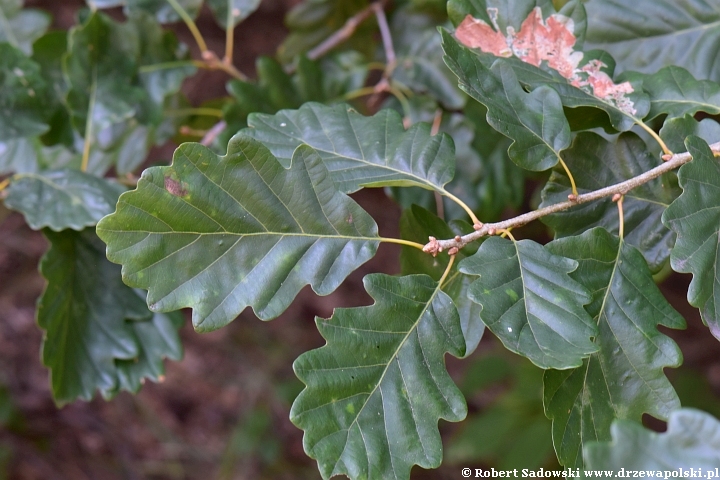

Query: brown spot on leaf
left=164, top=176, right=187, bottom=197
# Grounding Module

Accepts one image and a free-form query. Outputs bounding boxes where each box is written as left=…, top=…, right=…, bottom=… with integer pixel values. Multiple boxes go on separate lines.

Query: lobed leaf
left=0, top=43, right=50, bottom=140
left=113, top=309, right=184, bottom=396
left=391, top=7, right=466, bottom=109
left=541, top=132, right=680, bottom=272
left=445, top=0, right=651, bottom=132
left=442, top=34, right=571, bottom=171
left=399, top=205, right=484, bottom=356
left=386, top=96, right=524, bottom=223
left=585, top=0, right=720, bottom=82
left=584, top=409, right=720, bottom=469
left=544, top=228, right=684, bottom=468
left=64, top=11, right=194, bottom=175
left=97, top=137, right=379, bottom=331
left=291, top=273, right=466, bottom=480
left=244, top=102, right=456, bottom=194
left=0, top=137, right=79, bottom=176
left=4, top=169, right=125, bottom=231
left=643, top=66, right=720, bottom=120
left=0, top=0, right=50, bottom=55
left=38, top=229, right=182, bottom=404
left=459, top=236, right=597, bottom=369
left=206, top=0, right=262, bottom=29
left=660, top=115, right=720, bottom=154
left=662, top=136, right=720, bottom=339
left=87, top=0, right=203, bottom=24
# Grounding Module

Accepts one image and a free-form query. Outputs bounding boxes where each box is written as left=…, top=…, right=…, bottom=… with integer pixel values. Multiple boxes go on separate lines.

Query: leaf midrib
left=332, top=279, right=445, bottom=474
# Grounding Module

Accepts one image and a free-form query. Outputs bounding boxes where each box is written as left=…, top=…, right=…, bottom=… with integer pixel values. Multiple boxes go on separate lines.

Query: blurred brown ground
left=2, top=1, right=720, bottom=479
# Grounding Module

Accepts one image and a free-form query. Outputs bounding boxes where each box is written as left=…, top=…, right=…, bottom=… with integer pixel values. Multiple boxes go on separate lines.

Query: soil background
left=2, top=1, right=720, bottom=479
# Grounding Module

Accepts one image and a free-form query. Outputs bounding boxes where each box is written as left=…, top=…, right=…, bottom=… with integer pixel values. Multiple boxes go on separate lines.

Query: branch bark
left=423, top=141, right=720, bottom=255
left=306, top=0, right=389, bottom=62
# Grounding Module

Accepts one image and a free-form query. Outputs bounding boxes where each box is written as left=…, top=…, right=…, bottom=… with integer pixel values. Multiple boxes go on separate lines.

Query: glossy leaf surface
left=244, top=102, right=456, bottom=194
left=545, top=228, right=684, bottom=468
left=0, top=0, right=50, bottom=54
left=660, top=115, right=720, bottom=154
left=0, top=137, right=79, bottom=175
left=584, top=409, right=720, bottom=469
left=399, top=205, right=484, bottom=356
left=0, top=43, right=49, bottom=140
left=4, top=169, right=125, bottom=231
left=97, top=138, right=379, bottom=331
left=445, top=2, right=650, bottom=131
left=206, top=0, right=261, bottom=28
left=38, top=229, right=182, bottom=404
left=291, top=273, right=466, bottom=480
left=391, top=8, right=465, bottom=109
left=541, top=132, right=680, bottom=272
left=643, top=66, right=720, bottom=120
left=585, top=0, right=720, bottom=82
left=459, top=236, right=597, bottom=369
left=442, top=35, right=571, bottom=171
left=663, top=136, right=720, bottom=339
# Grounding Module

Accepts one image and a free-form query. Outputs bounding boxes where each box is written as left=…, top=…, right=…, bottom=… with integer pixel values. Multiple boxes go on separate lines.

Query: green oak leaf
left=97, top=137, right=379, bottom=331
left=133, top=11, right=196, bottom=116
left=660, top=115, right=720, bottom=154
left=459, top=236, right=597, bottom=369
left=226, top=53, right=367, bottom=132
left=4, top=169, right=125, bottom=231
left=278, top=0, right=375, bottom=63
left=448, top=0, right=565, bottom=40
left=64, top=11, right=193, bottom=175
left=63, top=12, right=149, bottom=172
left=32, top=31, right=74, bottom=147
left=86, top=0, right=203, bottom=24
left=291, top=273, right=467, bottom=480
left=206, top=0, right=261, bottom=28
left=663, top=136, right=720, bottom=339
left=113, top=310, right=184, bottom=395
left=399, top=205, right=484, bottom=356
left=0, top=43, right=50, bottom=140
left=243, top=102, right=457, bottom=194
left=386, top=96, right=523, bottom=223
left=442, top=35, right=571, bottom=171
left=391, top=7, right=465, bottom=109
left=541, top=132, right=680, bottom=272
left=0, top=137, right=79, bottom=175
left=444, top=2, right=649, bottom=132
left=0, top=0, right=50, bottom=55
left=544, top=228, right=684, bottom=468
left=585, top=0, right=720, bottom=82
left=643, top=66, right=720, bottom=120
left=38, top=229, right=182, bottom=404
left=224, top=53, right=369, bottom=152
left=64, top=12, right=146, bottom=134
left=447, top=0, right=589, bottom=47
left=584, top=409, right=720, bottom=469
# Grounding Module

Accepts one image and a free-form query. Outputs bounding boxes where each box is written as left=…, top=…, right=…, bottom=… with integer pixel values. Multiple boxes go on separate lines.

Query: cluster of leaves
left=3, top=0, right=720, bottom=477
